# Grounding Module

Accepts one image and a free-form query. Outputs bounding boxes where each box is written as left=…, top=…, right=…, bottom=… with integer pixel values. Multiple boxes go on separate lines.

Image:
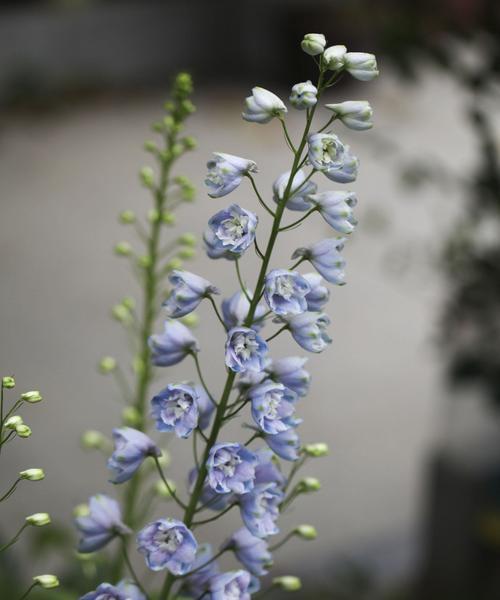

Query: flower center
left=217, top=449, right=241, bottom=477
left=233, top=332, right=258, bottom=361
left=274, top=275, right=294, bottom=300
left=322, top=139, right=340, bottom=165
left=265, top=390, right=283, bottom=419
left=219, top=212, right=249, bottom=244
left=173, top=392, right=193, bottom=419
left=225, top=580, right=243, bottom=600
left=155, top=527, right=183, bottom=553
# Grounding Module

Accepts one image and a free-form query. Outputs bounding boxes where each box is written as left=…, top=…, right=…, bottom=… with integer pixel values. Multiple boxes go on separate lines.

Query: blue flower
left=204, top=205, right=258, bottom=259
left=225, top=327, right=268, bottom=373
left=188, top=467, right=236, bottom=512
left=267, top=356, right=311, bottom=397
left=224, top=528, right=273, bottom=576
left=81, top=580, right=145, bottom=600
left=137, top=518, right=197, bottom=574
left=303, top=273, right=330, bottom=311
left=151, top=383, right=199, bottom=438
left=108, top=427, right=160, bottom=484
left=284, top=312, right=332, bottom=353
left=205, top=153, right=257, bottom=198
left=264, top=269, right=311, bottom=316
left=265, top=427, right=301, bottom=461
left=242, top=87, right=287, bottom=124
left=307, top=132, right=359, bottom=183
left=149, top=319, right=199, bottom=367
left=182, top=544, right=220, bottom=598
left=195, top=384, right=215, bottom=430
left=272, top=169, right=317, bottom=212
left=249, top=380, right=298, bottom=435
left=75, top=494, right=130, bottom=553
left=309, top=191, right=357, bottom=234
left=209, top=570, right=252, bottom=600
left=222, top=289, right=267, bottom=331
left=254, top=449, right=286, bottom=488
left=163, top=270, right=219, bottom=318
left=292, top=238, right=347, bottom=285
left=239, top=482, right=283, bottom=538
left=206, top=443, right=257, bottom=495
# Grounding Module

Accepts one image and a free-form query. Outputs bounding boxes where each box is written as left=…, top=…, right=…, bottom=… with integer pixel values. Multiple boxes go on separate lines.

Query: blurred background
left=1, top=0, right=500, bottom=598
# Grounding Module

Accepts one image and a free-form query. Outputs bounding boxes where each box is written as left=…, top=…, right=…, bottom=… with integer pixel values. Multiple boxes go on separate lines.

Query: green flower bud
left=171, top=143, right=184, bottom=158
left=175, top=72, right=193, bottom=96
left=26, top=512, right=51, bottom=527
left=303, top=443, right=329, bottom=457
left=162, top=212, right=176, bottom=225
left=148, top=209, right=160, bottom=223
left=294, top=524, right=317, bottom=540
left=119, top=210, right=136, bottom=224
left=33, top=574, right=59, bottom=589
left=122, top=406, right=141, bottom=427
left=16, top=424, right=32, bottom=438
left=2, top=376, right=15, bottom=389
left=181, top=100, right=196, bottom=114
left=5, top=415, right=23, bottom=429
left=112, top=304, right=131, bottom=324
left=156, top=449, right=171, bottom=469
left=174, top=175, right=190, bottom=186
left=19, top=468, right=45, bottom=481
left=163, top=116, right=175, bottom=130
left=143, top=140, right=158, bottom=153
left=73, top=503, right=90, bottom=518
left=114, top=241, right=132, bottom=257
left=182, top=136, right=197, bottom=150
left=121, top=296, right=135, bottom=311
left=273, top=576, right=302, bottom=592
left=139, top=166, right=155, bottom=188
left=81, top=430, right=105, bottom=450
left=178, top=246, right=196, bottom=260
left=99, top=356, right=116, bottom=374
left=180, top=313, right=199, bottom=328
left=21, top=390, right=42, bottom=403
left=154, top=479, right=176, bottom=498
left=137, top=255, right=152, bottom=269
left=179, top=233, right=196, bottom=247
left=163, top=100, right=175, bottom=112
left=151, top=121, right=164, bottom=133
left=165, top=257, right=183, bottom=271
left=297, top=477, right=321, bottom=493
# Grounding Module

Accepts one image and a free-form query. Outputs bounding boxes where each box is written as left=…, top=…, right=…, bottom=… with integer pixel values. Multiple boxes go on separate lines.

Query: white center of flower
left=217, top=449, right=241, bottom=477
left=225, top=580, right=243, bottom=600
left=265, top=390, right=282, bottom=419
left=172, top=392, right=192, bottom=419
left=154, top=527, right=182, bottom=553
left=274, top=275, right=294, bottom=300
left=233, top=332, right=258, bottom=361
left=321, top=139, right=339, bottom=165
left=219, top=211, right=249, bottom=244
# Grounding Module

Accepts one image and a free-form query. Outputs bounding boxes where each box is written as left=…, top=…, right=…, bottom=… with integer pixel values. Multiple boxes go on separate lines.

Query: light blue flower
left=264, top=427, right=301, bottom=461
left=225, top=327, right=268, bottom=373
left=224, top=528, right=273, bottom=576
left=206, top=443, right=257, bottom=495
left=239, top=482, right=283, bottom=538
left=205, top=153, right=257, bottom=198
left=344, top=52, right=379, bottom=81
left=188, top=467, right=236, bottom=512
left=254, top=448, right=286, bottom=488
left=149, top=320, right=199, bottom=367
left=75, top=494, right=130, bottom=553
left=108, top=427, right=160, bottom=484
left=267, top=356, right=311, bottom=397
left=204, top=205, right=258, bottom=259
left=80, top=580, right=145, bottom=600
left=309, top=191, right=357, bottom=233
left=151, top=383, right=199, bottom=438
left=303, top=273, right=330, bottom=312
left=272, top=169, right=317, bottom=212
left=284, top=312, right=332, bottom=353
left=307, top=132, right=359, bottom=183
left=163, top=270, right=219, bottom=318
left=264, top=269, right=311, bottom=316
left=209, top=570, right=252, bottom=600
left=222, top=289, right=267, bottom=331
left=249, top=380, right=298, bottom=435
left=292, top=238, right=347, bottom=285
left=182, top=544, right=220, bottom=598
left=325, top=101, right=373, bottom=130
left=290, top=81, right=318, bottom=110
left=242, top=87, right=287, bottom=124
left=137, top=518, right=197, bottom=574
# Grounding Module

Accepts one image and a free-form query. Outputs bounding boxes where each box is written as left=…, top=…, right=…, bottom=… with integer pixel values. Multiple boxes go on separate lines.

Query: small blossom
left=188, top=467, right=236, bottom=512
left=209, top=570, right=252, bottom=600
left=273, top=169, right=317, bottom=212
left=149, top=319, right=199, bottom=367
left=21, top=390, right=42, bottom=403
left=344, top=52, right=379, bottom=81
left=266, top=357, right=311, bottom=397
left=303, top=273, right=330, bottom=312
left=206, top=443, right=257, bottom=495
left=323, top=45, right=347, bottom=70
left=265, top=427, right=301, bottom=461
left=183, top=544, right=220, bottom=598
left=249, top=380, right=298, bottom=435
left=5, top=415, right=23, bottom=429
left=221, top=289, right=267, bottom=331
left=325, top=100, right=373, bottom=130
left=205, top=153, right=257, bottom=198
left=108, top=427, right=160, bottom=484
left=225, top=528, right=273, bottom=576
left=301, top=33, right=326, bottom=56
left=307, top=132, right=359, bottom=183
left=204, top=205, right=258, bottom=259
left=297, top=476, right=321, bottom=492
left=75, top=494, right=130, bottom=553
left=264, top=270, right=311, bottom=316
left=163, top=270, right=219, bottom=318
left=225, top=327, right=268, bottom=373
left=137, top=518, right=197, bottom=574
left=151, top=383, right=199, bottom=438
left=308, top=191, right=357, bottom=234
left=81, top=580, right=145, bottom=600
left=283, top=312, right=332, bottom=353
left=242, top=87, right=287, bottom=124
left=303, top=442, right=329, bottom=457
left=292, top=238, right=347, bottom=285
left=290, top=81, right=317, bottom=110
left=239, top=482, right=283, bottom=538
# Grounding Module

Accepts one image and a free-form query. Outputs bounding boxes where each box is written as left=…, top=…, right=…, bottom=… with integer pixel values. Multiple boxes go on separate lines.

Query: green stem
left=191, top=502, right=237, bottom=527
left=121, top=535, right=148, bottom=597
left=279, top=207, right=317, bottom=232
left=235, top=260, right=252, bottom=302
left=18, top=583, right=36, bottom=600
left=0, top=523, right=28, bottom=553
left=180, top=547, right=228, bottom=578
left=0, top=478, right=20, bottom=503
left=191, top=352, right=216, bottom=406
left=269, top=531, right=295, bottom=552
left=289, top=257, right=306, bottom=271
left=280, top=118, right=297, bottom=153
left=265, top=325, right=288, bottom=343
left=207, top=295, right=228, bottom=331
left=153, top=455, right=188, bottom=510
left=246, top=174, right=276, bottom=217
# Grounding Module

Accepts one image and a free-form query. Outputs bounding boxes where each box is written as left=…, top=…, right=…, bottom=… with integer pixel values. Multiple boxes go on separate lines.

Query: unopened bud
left=99, top=356, right=116, bottom=374
left=294, top=524, right=317, bottom=540
left=162, top=212, right=176, bottom=225
left=81, top=430, right=105, bottom=450
left=139, top=166, right=155, bottom=188
left=178, top=246, right=195, bottom=260
left=2, top=376, right=15, bottom=389
left=5, top=415, right=23, bottom=429
left=181, top=99, right=196, bottom=114
left=143, top=140, right=158, bottom=154
left=114, top=241, right=132, bottom=257
left=20, top=468, right=45, bottom=481
left=33, top=574, right=59, bottom=589
left=21, top=390, right=42, bottom=404
left=175, top=72, right=193, bottom=95
left=119, top=210, right=136, bottom=224
left=180, top=313, right=199, bottom=328
left=156, top=450, right=171, bottom=469
left=26, top=512, right=51, bottom=527
left=179, top=233, right=196, bottom=247
left=297, top=477, right=321, bottom=493
left=171, top=143, right=184, bottom=158
left=122, top=406, right=141, bottom=428
left=137, top=255, right=152, bottom=269
left=182, top=136, right=197, bottom=150
left=112, top=304, right=131, bottom=324
left=73, top=503, right=90, bottom=518
left=303, top=443, right=329, bottom=457
left=165, top=258, right=183, bottom=271
left=121, top=297, right=135, bottom=311
left=148, top=209, right=160, bottom=223
left=154, top=479, right=176, bottom=498
left=301, top=33, right=326, bottom=56
left=16, top=424, right=32, bottom=438
left=273, top=576, right=302, bottom=592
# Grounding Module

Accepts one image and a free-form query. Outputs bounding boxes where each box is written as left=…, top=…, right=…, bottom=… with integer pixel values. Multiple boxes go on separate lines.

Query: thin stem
left=254, top=238, right=265, bottom=260
left=289, top=257, right=305, bottom=271
left=0, top=523, right=28, bottom=553
left=283, top=456, right=307, bottom=494
left=112, top=364, right=133, bottom=404
left=279, top=208, right=317, bottom=232
left=192, top=502, right=237, bottom=527
left=280, top=118, right=297, bottom=153
left=121, top=536, right=148, bottom=597
left=235, top=260, right=252, bottom=303
left=246, top=174, right=276, bottom=217
left=193, top=430, right=201, bottom=470
left=153, top=455, right=188, bottom=510
left=269, top=531, right=295, bottom=552
left=2, top=399, right=22, bottom=428
left=180, top=547, right=228, bottom=578
left=18, top=583, right=37, bottom=600
left=265, top=325, right=288, bottom=343
left=191, top=352, right=217, bottom=407
left=0, top=385, right=4, bottom=447
left=223, top=400, right=248, bottom=421
left=0, top=430, right=15, bottom=447
left=244, top=432, right=261, bottom=447
left=0, top=478, right=21, bottom=503
left=318, top=114, right=336, bottom=133
left=207, top=296, right=228, bottom=332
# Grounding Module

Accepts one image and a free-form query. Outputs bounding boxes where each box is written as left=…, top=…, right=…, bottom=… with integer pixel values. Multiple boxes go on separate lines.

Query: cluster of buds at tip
left=273, top=576, right=302, bottom=592
left=26, top=512, right=51, bottom=527
left=33, top=574, right=59, bottom=589
left=19, top=468, right=45, bottom=481
left=2, top=376, right=15, bottom=389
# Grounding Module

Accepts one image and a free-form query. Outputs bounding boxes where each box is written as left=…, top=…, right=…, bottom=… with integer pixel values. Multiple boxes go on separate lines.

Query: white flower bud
left=15, top=424, right=32, bottom=438
left=73, top=503, right=90, bottom=518
left=179, top=233, right=197, bottom=247
left=301, top=33, right=326, bottom=56
left=33, top=574, right=59, bottom=589
left=273, top=576, right=302, bottom=591
left=122, top=406, right=141, bottom=427
left=5, top=415, right=23, bottom=429
left=114, top=241, right=132, bottom=257
left=2, top=376, right=15, bottom=389
left=325, top=101, right=373, bottom=130
left=21, top=390, right=42, bottom=403
left=297, top=477, right=321, bottom=493
left=19, top=468, right=45, bottom=481
left=242, top=87, right=287, bottom=124
left=26, top=512, right=51, bottom=527
left=119, top=210, right=136, bottom=224
left=303, top=442, right=329, bottom=457
left=290, top=81, right=318, bottom=110
left=294, top=524, right=317, bottom=540
left=344, top=52, right=379, bottom=81
left=323, top=45, right=347, bottom=71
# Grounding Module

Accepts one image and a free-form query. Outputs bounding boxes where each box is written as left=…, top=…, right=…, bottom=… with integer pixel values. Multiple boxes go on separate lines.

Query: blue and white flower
left=209, top=570, right=252, bottom=600
left=188, top=467, right=236, bottom=512
left=205, top=153, right=257, bottom=198
left=81, top=581, right=145, bottom=600
left=163, top=270, right=219, bottom=318
left=307, top=132, right=359, bottom=183
left=149, top=320, right=199, bottom=367
left=225, top=327, right=268, bottom=373
left=204, top=205, right=258, bottom=259
left=301, top=33, right=326, bottom=56
left=242, top=87, right=287, bottom=124
left=290, top=81, right=317, bottom=110
left=249, top=380, right=298, bottom=435
left=344, top=52, right=379, bottom=81
left=272, top=169, right=317, bottom=212
left=75, top=494, right=130, bottom=553
left=325, top=101, right=373, bottom=130
left=266, top=356, right=311, bottom=397
left=137, top=518, right=197, bottom=574
left=206, top=443, right=257, bottom=495
left=323, top=45, right=347, bottom=70
left=264, top=269, right=311, bottom=316
left=239, top=482, right=283, bottom=538
left=303, top=273, right=330, bottom=311
left=151, top=383, right=199, bottom=438
left=224, top=528, right=273, bottom=576
left=308, top=191, right=357, bottom=234
left=292, top=238, right=347, bottom=285
left=221, top=289, right=267, bottom=331
left=254, top=448, right=286, bottom=487
left=108, top=427, right=160, bottom=484
left=283, top=312, right=332, bottom=353
left=265, top=427, right=301, bottom=461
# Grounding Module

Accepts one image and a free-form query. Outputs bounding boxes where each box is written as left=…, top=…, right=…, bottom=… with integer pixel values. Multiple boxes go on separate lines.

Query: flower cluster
left=77, top=34, right=377, bottom=600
